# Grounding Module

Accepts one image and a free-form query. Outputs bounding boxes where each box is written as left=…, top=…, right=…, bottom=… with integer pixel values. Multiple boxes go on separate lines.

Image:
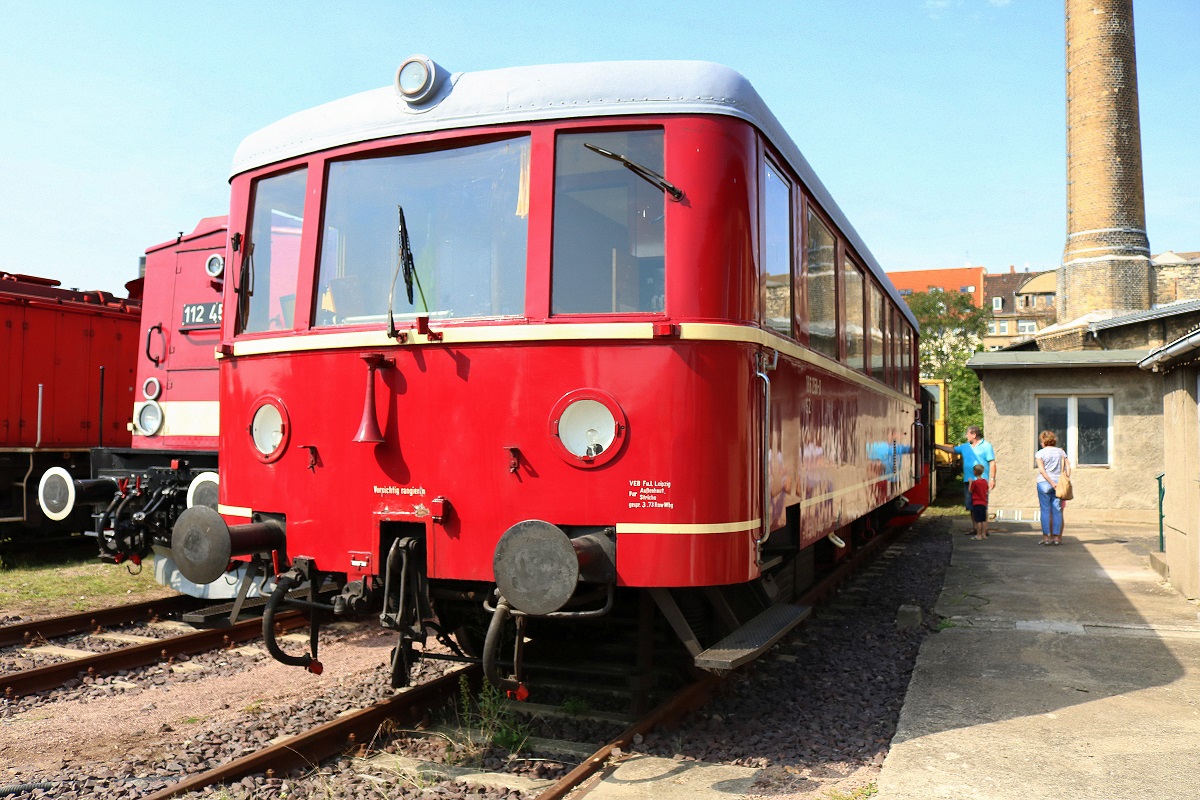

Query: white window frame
left=1035, top=394, right=1113, bottom=467
left=992, top=296, right=1003, bottom=311
left=998, top=321, right=1009, bottom=334
left=1017, top=320, right=1036, bottom=334
left=987, top=321, right=997, bottom=335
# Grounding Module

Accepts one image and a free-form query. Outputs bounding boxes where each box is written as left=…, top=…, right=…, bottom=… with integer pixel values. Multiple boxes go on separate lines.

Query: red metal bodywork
left=0, top=274, right=139, bottom=450
left=135, top=218, right=226, bottom=452
left=216, top=114, right=920, bottom=590
left=0, top=273, right=140, bottom=530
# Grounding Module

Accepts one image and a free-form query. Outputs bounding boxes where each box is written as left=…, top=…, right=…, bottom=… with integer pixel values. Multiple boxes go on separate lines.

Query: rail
left=0, top=595, right=202, bottom=648
left=139, top=666, right=480, bottom=800
left=2, top=610, right=304, bottom=698
left=535, top=676, right=720, bottom=800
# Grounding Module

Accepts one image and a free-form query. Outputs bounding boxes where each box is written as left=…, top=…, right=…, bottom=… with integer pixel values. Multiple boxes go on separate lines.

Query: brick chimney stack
left=1059, top=0, right=1152, bottom=322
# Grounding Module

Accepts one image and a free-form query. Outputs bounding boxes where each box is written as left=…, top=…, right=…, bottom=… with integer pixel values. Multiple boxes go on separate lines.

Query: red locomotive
left=1, top=273, right=140, bottom=542
left=38, top=218, right=230, bottom=595
left=171, top=58, right=926, bottom=691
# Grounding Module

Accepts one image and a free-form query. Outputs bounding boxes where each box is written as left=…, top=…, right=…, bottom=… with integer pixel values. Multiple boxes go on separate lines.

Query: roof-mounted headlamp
left=395, top=54, right=447, bottom=106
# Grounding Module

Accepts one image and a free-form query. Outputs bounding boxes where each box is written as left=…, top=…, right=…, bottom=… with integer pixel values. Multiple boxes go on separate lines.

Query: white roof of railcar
left=232, top=59, right=918, bottom=329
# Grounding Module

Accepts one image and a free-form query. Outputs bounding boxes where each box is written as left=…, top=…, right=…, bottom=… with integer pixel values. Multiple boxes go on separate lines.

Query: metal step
left=181, top=587, right=329, bottom=626
left=182, top=595, right=269, bottom=625
left=694, top=603, right=811, bottom=672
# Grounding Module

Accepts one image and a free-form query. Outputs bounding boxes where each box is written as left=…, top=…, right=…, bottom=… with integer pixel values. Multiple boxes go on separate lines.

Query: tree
left=905, top=290, right=989, bottom=444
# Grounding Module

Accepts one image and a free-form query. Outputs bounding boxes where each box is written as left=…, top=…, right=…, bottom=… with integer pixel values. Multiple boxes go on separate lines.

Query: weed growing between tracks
left=452, top=675, right=532, bottom=761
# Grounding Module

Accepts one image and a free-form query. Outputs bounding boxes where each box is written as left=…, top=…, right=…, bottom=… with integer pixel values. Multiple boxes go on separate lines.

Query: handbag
left=1055, top=473, right=1074, bottom=501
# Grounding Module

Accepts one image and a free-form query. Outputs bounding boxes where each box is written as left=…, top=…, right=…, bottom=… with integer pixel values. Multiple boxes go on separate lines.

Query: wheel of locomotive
left=430, top=594, right=495, bottom=659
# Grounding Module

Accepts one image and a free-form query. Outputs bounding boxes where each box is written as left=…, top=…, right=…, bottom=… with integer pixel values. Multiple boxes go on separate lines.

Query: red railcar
left=39, top=219, right=229, bottom=594
left=172, top=58, right=926, bottom=691
left=0, top=273, right=140, bottom=540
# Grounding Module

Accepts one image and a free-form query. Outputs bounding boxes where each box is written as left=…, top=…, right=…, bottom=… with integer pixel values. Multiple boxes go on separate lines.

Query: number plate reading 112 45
left=181, top=302, right=222, bottom=328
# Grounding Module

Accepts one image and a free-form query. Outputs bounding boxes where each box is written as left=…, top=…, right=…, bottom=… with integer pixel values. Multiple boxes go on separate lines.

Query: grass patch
left=922, top=486, right=969, bottom=518
left=559, top=696, right=591, bottom=717
left=825, top=783, right=878, bottom=799
left=0, top=547, right=175, bottom=618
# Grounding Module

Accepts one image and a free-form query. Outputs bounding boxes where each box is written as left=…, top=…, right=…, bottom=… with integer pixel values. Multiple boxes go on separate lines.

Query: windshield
left=315, top=137, right=531, bottom=326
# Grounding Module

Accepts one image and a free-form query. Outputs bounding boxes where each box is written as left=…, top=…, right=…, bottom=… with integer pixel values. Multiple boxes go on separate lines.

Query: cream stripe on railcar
left=224, top=323, right=916, bottom=407
left=132, top=401, right=220, bottom=439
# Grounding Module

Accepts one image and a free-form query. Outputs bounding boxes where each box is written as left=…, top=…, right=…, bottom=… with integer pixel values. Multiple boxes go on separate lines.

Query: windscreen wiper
left=583, top=143, right=684, bottom=201
left=387, top=204, right=428, bottom=339
left=235, top=242, right=254, bottom=334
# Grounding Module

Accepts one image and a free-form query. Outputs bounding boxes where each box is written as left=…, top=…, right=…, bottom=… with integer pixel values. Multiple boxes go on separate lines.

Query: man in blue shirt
left=936, top=425, right=997, bottom=513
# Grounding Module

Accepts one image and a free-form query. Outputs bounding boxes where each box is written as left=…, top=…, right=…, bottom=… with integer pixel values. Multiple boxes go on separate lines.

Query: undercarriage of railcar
left=172, top=495, right=916, bottom=701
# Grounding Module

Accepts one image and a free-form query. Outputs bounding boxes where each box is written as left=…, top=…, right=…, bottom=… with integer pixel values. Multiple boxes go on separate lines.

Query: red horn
left=353, top=353, right=391, bottom=443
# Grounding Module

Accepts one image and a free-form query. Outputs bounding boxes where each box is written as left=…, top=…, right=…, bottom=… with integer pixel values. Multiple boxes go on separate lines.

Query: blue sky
left=1, top=1, right=1195, bottom=294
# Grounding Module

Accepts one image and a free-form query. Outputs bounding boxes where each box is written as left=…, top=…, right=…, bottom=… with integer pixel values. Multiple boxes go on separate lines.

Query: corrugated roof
left=1140, top=329, right=1200, bottom=371
left=1088, top=299, right=1200, bottom=332
left=969, top=350, right=1151, bottom=370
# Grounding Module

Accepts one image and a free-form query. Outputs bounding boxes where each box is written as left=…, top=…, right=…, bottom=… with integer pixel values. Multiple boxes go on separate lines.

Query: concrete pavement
left=878, top=521, right=1200, bottom=799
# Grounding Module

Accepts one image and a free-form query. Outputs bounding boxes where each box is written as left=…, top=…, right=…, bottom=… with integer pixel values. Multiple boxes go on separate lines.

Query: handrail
left=755, top=349, right=779, bottom=560
left=35, top=383, right=43, bottom=447
left=1156, top=472, right=1166, bottom=553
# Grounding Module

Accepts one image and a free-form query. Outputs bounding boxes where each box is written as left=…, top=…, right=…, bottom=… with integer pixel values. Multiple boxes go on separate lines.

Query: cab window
left=552, top=130, right=665, bottom=314
left=239, top=168, right=307, bottom=334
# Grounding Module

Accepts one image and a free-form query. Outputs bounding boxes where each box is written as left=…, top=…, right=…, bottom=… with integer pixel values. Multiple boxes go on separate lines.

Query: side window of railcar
left=240, top=168, right=307, bottom=334
left=314, top=138, right=530, bottom=327
left=843, top=258, right=865, bottom=372
left=552, top=130, right=665, bottom=315
left=902, top=325, right=913, bottom=395
left=761, top=161, right=792, bottom=337
left=890, top=308, right=902, bottom=390
left=805, top=210, right=837, bottom=359
left=869, top=283, right=885, bottom=383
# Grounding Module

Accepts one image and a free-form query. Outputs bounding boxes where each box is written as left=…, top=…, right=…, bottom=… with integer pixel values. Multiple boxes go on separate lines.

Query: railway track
left=135, top=664, right=719, bottom=800
left=1, top=608, right=305, bottom=699
left=1, top=522, right=919, bottom=800
left=0, top=595, right=203, bottom=648
left=123, top=527, right=906, bottom=800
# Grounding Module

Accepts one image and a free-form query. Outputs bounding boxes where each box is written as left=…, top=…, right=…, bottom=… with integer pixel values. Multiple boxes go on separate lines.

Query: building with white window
left=983, top=268, right=1057, bottom=350
left=971, top=301, right=1200, bottom=522
left=969, top=350, right=1162, bottom=523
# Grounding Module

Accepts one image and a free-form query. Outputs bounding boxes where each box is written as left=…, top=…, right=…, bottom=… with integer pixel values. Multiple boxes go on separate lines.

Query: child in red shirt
left=969, top=463, right=989, bottom=540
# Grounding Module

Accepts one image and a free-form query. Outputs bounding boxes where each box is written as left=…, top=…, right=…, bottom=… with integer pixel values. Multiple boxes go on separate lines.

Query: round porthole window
left=548, top=390, right=627, bottom=468
left=249, top=398, right=289, bottom=462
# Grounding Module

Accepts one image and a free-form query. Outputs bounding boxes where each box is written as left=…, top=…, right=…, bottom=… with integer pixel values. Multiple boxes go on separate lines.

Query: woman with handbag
left=1035, top=430, right=1072, bottom=546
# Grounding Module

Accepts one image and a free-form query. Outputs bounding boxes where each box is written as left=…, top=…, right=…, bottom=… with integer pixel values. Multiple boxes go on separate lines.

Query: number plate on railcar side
left=181, top=302, right=222, bottom=329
